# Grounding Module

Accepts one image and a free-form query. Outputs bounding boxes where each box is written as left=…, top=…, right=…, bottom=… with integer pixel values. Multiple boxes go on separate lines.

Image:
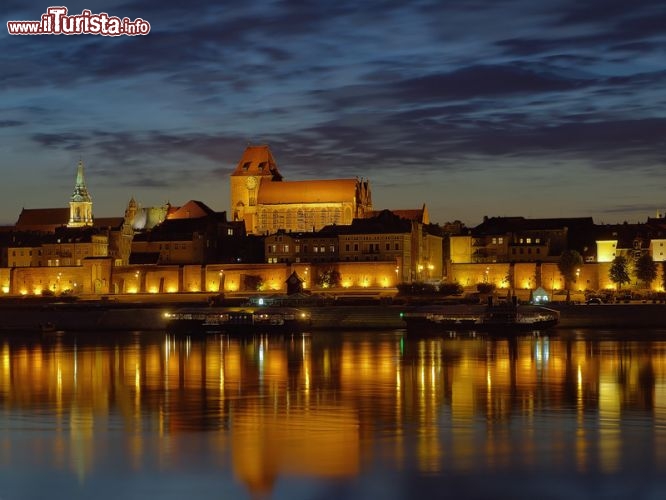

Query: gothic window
left=297, top=209, right=305, bottom=231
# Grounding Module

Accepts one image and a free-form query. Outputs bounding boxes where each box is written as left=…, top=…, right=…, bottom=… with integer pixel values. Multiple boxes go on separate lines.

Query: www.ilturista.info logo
left=7, top=6, right=150, bottom=36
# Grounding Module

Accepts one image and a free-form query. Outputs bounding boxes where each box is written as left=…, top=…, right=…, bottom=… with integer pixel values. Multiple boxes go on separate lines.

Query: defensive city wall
left=2, top=259, right=662, bottom=299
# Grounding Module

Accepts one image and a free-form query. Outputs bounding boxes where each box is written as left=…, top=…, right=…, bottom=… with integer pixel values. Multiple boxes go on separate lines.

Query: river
left=2, top=327, right=666, bottom=499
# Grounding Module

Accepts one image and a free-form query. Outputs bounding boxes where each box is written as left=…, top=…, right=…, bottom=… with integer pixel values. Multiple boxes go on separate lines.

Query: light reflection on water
left=2, top=329, right=666, bottom=499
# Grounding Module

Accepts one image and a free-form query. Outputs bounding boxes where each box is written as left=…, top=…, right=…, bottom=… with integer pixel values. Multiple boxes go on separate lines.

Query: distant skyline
left=2, top=0, right=665, bottom=226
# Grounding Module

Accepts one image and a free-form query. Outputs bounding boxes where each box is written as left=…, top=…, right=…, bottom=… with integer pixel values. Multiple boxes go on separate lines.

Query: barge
left=401, top=302, right=559, bottom=334
left=164, top=306, right=312, bottom=334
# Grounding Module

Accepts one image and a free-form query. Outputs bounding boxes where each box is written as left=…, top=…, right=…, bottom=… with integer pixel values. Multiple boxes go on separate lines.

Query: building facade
left=230, top=145, right=372, bottom=234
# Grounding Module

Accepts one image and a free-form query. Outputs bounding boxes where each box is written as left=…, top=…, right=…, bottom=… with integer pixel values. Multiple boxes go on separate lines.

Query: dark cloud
left=393, top=65, right=590, bottom=100
left=32, top=132, right=87, bottom=149
left=0, top=120, right=24, bottom=128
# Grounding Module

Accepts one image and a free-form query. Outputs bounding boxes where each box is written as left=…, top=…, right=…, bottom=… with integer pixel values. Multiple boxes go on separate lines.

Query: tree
left=316, top=269, right=341, bottom=288
left=609, top=256, right=631, bottom=289
left=243, top=274, right=264, bottom=291
left=634, top=254, right=657, bottom=288
left=557, top=250, right=583, bottom=290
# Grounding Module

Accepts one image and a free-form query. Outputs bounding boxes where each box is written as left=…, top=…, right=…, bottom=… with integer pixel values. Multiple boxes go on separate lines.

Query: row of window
left=268, top=244, right=337, bottom=254
left=7, top=259, right=85, bottom=267
left=489, top=237, right=544, bottom=245
left=344, top=242, right=401, bottom=252
left=11, top=248, right=94, bottom=257
left=157, top=243, right=191, bottom=250
left=267, top=241, right=403, bottom=254
left=511, top=247, right=541, bottom=255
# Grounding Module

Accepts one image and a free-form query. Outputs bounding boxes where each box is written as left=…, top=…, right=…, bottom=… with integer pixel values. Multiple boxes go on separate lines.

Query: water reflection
left=2, top=329, right=666, bottom=498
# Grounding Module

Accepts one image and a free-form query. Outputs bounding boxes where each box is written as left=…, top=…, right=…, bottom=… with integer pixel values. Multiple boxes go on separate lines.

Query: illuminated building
left=230, top=145, right=372, bottom=234
left=449, top=216, right=596, bottom=264
left=264, top=230, right=338, bottom=264
left=262, top=210, right=443, bottom=283
left=130, top=200, right=246, bottom=265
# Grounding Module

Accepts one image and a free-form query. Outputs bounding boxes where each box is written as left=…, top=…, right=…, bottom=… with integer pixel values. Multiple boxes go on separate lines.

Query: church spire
left=71, top=159, right=92, bottom=203
left=68, top=160, right=93, bottom=227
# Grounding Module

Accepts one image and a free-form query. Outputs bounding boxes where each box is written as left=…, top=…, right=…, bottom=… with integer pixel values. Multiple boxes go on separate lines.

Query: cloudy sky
left=2, top=0, right=665, bottom=226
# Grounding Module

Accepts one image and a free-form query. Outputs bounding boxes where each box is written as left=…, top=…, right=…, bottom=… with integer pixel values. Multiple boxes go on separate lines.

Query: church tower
left=230, top=145, right=282, bottom=233
left=68, top=160, right=93, bottom=227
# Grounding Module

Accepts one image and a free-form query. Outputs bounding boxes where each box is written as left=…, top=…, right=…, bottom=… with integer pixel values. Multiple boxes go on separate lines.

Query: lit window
left=526, top=238, right=531, bottom=244
left=227, top=228, right=233, bottom=236
left=492, top=237, right=497, bottom=244
left=535, top=238, right=540, bottom=244
left=498, top=237, right=503, bottom=244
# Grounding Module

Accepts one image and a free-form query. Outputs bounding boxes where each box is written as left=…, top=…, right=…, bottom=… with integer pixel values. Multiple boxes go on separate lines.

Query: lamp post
left=575, top=268, right=580, bottom=291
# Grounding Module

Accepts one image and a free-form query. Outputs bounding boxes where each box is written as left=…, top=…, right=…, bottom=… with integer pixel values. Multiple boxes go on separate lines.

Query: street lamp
left=575, top=268, right=581, bottom=291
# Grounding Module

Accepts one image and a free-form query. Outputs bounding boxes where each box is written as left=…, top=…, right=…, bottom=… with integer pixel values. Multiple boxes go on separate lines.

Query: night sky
left=2, top=0, right=665, bottom=226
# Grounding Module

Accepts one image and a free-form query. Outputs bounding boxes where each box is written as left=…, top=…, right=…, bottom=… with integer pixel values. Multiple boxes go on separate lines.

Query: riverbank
left=2, top=299, right=666, bottom=332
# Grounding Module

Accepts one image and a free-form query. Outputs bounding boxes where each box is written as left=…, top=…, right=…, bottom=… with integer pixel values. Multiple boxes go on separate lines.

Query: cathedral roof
left=167, top=200, right=217, bottom=219
left=15, top=208, right=69, bottom=230
left=258, top=179, right=360, bottom=205
left=93, top=217, right=124, bottom=229
left=366, top=205, right=429, bottom=224
left=232, top=145, right=282, bottom=180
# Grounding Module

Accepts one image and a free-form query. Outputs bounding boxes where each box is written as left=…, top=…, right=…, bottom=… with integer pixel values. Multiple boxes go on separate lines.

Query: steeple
left=68, top=160, right=93, bottom=227
left=71, top=159, right=92, bottom=203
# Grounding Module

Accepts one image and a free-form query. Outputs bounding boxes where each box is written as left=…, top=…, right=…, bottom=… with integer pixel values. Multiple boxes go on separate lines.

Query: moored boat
left=401, top=302, right=559, bottom=334
left=164, top=306, right=312, bottom=335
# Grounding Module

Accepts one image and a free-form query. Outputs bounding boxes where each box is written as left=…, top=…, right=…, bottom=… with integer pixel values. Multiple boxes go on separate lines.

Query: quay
left=2, top=295, right=666, bottom=333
